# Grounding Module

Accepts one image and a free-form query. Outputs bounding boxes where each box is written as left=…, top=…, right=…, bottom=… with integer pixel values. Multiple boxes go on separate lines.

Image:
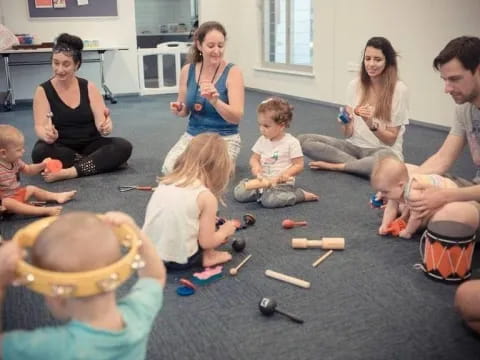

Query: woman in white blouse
left=299, top=37, right=409, bottom=178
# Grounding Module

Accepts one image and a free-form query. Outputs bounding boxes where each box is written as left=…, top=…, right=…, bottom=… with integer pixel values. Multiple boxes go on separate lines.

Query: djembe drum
left=420, top=221, right=476, bottom=282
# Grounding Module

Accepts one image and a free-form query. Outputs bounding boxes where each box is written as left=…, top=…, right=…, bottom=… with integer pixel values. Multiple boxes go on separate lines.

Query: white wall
left=2, top=0, right=479, bottom=126
left=135, top=0, right=192, bottom=34
left=199, top=0, right=480, bottom=127
left=0, top=0, right=139, bottom=100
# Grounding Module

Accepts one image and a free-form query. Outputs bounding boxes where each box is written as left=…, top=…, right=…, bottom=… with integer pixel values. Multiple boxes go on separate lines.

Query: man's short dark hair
left=433, top=36, right=480, bottom=73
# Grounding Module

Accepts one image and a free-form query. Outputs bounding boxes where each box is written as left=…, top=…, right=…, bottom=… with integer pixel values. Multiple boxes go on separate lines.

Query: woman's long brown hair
left=359, top=37, right=398, bottom=124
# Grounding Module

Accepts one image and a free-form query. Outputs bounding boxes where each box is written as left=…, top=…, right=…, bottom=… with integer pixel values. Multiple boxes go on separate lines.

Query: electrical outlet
left=347, top=62, right=359, bottom=72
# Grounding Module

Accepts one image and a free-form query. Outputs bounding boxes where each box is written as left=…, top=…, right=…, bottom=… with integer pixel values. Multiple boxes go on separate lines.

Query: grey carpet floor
left=1, top=91, right=479, bottom=360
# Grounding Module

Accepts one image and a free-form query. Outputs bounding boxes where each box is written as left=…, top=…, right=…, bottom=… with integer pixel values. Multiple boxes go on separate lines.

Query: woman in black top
left=31, top=33, right=132, bottom=182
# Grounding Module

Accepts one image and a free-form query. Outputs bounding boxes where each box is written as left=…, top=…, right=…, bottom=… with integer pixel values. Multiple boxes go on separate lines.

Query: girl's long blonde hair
left=159, top=133, right=232, bottom=199
left=359, top=37, right=398, bottom=124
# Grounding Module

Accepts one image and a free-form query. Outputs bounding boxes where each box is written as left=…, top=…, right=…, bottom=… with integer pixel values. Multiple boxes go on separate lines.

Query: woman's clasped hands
left=200, top=81, right=219, bottom=104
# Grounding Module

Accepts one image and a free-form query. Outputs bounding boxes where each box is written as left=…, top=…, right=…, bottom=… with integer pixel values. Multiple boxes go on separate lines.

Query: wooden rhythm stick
left=265, top=269, right=311, bottom=289
left=244, top=178, right=274, bottom=190
left=312, top=250, right=333, bottom=267
left=291, top=237, right=345, bottom=250
left=229, top=254, right=252, bottom=276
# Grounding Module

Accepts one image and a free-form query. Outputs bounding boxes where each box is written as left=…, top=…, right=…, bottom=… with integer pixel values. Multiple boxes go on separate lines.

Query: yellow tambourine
left=13, top=216, right=144, bottom=298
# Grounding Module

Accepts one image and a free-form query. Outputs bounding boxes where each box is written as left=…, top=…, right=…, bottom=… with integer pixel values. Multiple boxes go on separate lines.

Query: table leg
left=98, top=51, right=117, bottom=104
left=2, top=55, right=14, bottom=111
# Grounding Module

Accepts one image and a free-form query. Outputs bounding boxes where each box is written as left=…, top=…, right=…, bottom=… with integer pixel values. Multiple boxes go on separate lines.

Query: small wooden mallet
left=229, top=254, right=252, bottom=276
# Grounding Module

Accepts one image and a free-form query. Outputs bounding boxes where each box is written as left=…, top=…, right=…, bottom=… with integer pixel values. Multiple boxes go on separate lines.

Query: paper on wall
left=53, top=0, right=66, bottom=8
left=35, top=0, right=53, bottom=8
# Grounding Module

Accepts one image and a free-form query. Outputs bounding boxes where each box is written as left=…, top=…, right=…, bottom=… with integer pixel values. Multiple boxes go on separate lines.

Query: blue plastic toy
left=370, top=194, right=383, bottom=208
left=176, top=286, right=195, bottom=296
left=338, top=107, right=350, bottom=124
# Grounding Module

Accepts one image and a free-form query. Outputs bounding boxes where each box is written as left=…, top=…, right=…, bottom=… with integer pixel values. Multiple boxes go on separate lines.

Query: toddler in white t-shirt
left=234, top=97, right=318, bottom=208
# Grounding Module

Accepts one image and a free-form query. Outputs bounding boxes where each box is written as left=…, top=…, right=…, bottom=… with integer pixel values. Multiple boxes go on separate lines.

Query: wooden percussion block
left=321, top=237, right=345, bottom=250
left=291, top=237, right=345, bottom=250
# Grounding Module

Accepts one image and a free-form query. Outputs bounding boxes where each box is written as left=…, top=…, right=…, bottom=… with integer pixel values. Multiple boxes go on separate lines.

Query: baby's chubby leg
left=27, top=185, right=77, bottom=204
left=399, top=212, right=422, bottom=239
left=2, top=197, right=62, bottom=216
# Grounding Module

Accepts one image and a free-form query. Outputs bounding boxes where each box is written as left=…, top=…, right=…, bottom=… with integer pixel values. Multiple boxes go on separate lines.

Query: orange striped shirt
left=0, top=159, right=25, bottom=199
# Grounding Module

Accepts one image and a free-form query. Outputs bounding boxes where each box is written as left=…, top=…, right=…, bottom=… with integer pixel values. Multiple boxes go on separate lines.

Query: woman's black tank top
left=40, top=77, right=100, bottom=146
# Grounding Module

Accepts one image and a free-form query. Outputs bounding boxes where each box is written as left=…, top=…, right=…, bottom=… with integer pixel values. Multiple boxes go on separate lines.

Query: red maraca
left=282, top=219, right=308, bottom=229
left=172, top=102, right=184, bottom=111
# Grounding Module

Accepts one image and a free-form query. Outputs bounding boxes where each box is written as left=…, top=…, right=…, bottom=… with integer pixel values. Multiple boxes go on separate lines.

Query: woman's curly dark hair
left=53, top=33, right=84, bottom=68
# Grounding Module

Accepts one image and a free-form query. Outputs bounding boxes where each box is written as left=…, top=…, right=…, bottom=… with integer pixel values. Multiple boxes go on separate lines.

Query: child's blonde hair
left=0, top=124, right=24, bottom=149
left=257, top=97, right=294, bottom=128
left=160, top=133, right=232, bottom=199
left=371, top=155, right=408, bottom=189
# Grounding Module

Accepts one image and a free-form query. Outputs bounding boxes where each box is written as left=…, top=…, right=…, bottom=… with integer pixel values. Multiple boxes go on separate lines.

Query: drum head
left=427, top=221, right=475, bottom=241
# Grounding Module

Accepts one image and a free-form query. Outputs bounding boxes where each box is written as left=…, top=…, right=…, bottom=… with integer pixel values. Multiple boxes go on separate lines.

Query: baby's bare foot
left=203, top=250, right=232, bottom=267
left=301, top=189, right=319, bottom=202
left=309, top=161, right=345, bottom=171
left=55, top=190, right=77, bottom=204
left=43, top=168, right=77, bottom=183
